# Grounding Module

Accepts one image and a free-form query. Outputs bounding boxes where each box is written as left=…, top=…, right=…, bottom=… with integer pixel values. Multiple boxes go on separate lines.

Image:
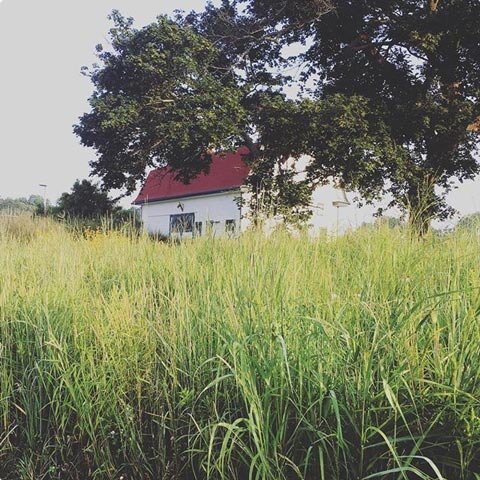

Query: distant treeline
left=1, top=180, right=139, bottom=229
left=0, top=195, right=44, bottom=214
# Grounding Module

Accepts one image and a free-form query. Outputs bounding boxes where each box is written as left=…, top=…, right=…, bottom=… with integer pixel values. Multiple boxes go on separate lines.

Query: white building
left=133, top=146, right=363, bottom=237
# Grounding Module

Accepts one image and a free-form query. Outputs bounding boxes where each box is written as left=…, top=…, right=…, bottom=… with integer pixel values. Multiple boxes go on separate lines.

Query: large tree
left=239, top=0, right=480, bottom=232
left=56, top=179, right=116, bottom=218
left=76, top=1, right=480, bottom=232
left=75, top=7, right=330, bottom=224
left=300, top=0, right=480, bottom=232
left=75, top=11, right=249, bottom=192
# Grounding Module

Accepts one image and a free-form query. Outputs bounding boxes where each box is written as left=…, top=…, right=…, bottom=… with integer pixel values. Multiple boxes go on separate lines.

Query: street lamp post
left=39, top=184, right=47, bottom=214
left=332, top=188, right=350, bottom=236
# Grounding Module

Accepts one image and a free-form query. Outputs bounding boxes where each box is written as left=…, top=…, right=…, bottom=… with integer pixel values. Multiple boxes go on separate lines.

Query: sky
left=0, top=0, right=212, bottom=205
left=0, top=0, right=479, bottom=228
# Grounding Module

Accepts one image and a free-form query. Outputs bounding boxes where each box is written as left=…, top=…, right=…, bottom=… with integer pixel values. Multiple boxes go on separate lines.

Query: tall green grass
left=0, top=217, right=479, bottom=479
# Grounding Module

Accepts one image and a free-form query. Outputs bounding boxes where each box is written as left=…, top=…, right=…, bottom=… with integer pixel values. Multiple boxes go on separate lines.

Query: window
left=206, top=220, right=220, bottom=235
left=195, top=221, right=203, bottom=236
left=170, top=213, right=195, bottom=235
left=225, top=219, right=237, bottom=234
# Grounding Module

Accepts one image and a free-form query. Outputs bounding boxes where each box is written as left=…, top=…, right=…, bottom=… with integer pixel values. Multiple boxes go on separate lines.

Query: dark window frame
left=225, top=219, right=237, bottom=234
left=170, top=213, right=195, bottom=235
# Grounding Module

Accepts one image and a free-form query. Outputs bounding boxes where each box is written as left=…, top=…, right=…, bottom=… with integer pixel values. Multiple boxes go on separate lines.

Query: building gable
left=134, top=146, right=251, bottom=205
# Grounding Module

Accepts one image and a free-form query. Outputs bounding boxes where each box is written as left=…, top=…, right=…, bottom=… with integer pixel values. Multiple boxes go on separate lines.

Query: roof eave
left=132, top=186, right=243, bottom=205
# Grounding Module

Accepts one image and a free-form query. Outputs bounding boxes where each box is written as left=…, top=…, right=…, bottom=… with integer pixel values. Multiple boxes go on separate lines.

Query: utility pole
left=39, top=184, right=47, bottom=214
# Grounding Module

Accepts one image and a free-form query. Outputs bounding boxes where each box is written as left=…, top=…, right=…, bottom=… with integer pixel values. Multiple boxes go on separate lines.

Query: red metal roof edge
left=133, top=146, right=251, bottom=205
left=133, top=186, right=243, bottom=205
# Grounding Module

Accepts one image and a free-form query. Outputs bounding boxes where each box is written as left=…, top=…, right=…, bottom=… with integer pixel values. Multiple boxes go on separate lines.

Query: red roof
left=133, top=146, right=251, bottom=204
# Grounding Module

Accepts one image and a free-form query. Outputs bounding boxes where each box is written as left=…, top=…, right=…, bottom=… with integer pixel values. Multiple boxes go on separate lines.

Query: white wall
left=239, top=184, right=365, bottom=235
left=246, top=154, right=397, bottom=234
left=309, top=184, right=381, bottom=234
left=140, top=174, right=396, bottom=238
left=141, top=190, right=242, bottom=237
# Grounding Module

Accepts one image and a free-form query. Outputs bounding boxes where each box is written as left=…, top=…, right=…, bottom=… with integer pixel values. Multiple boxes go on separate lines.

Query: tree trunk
left=408, top=204, right=432, bottom=236
left=406, top=179, right=436, bottom=237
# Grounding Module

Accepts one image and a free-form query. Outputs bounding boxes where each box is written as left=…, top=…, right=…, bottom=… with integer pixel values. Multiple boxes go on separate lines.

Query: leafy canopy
left=75, top=12, right=248, bottom=193
left=0, top=195, right=44, bottom=214
left=456, top=212, right=480, bottom=231
left=56, top=179, right=117, bottom=218
left=302, top=0, right=480, bottom=227
left=76, top=1, right=480, bottom=229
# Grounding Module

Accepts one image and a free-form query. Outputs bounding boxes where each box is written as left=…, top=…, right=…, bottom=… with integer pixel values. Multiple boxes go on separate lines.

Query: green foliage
left=0, top=195, right=44, bottom=214
left=75, top=9, right=325, bottom=224
left=360, top=215, right=405, bottom=232
left=55, top=179, right=116, bottom=218
left=0, top=221, right=479, bottom=479
left=51, top=180, right=141, bottom=233
left=456, top=212, right=480, bottom=231
left=247, top=0, right=480, bottom=231
left=305, top=0, right=480, bottom=230
left=75, top=13, right=248, bottom=193
left=76, top=1, right=480, bottom=233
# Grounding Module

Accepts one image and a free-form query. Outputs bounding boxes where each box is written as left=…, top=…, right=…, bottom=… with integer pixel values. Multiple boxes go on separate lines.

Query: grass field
left=0, top=216, right=479, bottom=479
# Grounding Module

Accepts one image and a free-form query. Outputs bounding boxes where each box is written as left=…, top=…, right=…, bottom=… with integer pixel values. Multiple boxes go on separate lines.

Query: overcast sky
left=0, top=0, right=212, bottom=205
left=0, top=0, right=478, bottom=226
